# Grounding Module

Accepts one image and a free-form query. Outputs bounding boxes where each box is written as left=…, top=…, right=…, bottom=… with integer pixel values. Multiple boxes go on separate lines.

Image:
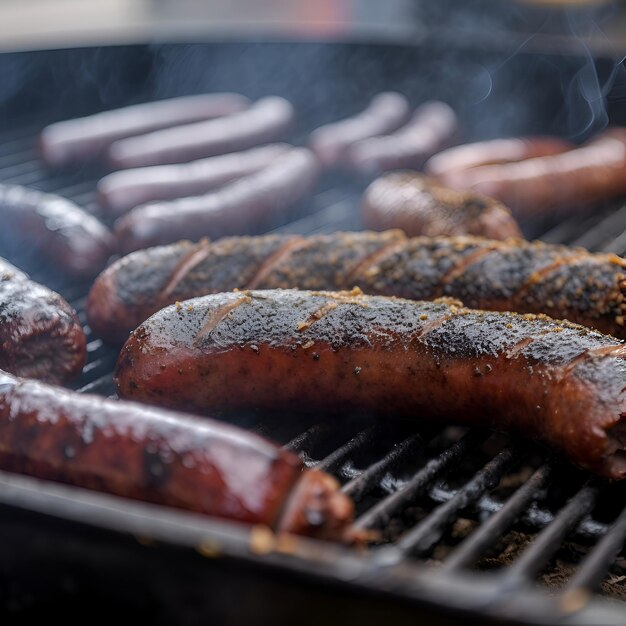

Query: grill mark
left=504, top=337, right=534, bottom=359
left=296, top=289, right=371, bottom=332
left=561, top=344, right=626, bottom=378
left=296, top=302, right=339, bottom=332
left=161, top=240, right=211, bottom=299
left=435, top=244, right=501, bottom=297
left=511, top=252, right=589, bottom=304
left=193, top=295, right=250, bottom=345
left=245, top=236, right=306, bottom=289
left=416, top=311, right=459, bottom=339
left=343, top=234, right=407, bottom=286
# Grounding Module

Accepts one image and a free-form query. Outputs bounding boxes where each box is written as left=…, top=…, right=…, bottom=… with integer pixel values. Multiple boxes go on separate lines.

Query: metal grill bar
left=503, top=483, right=600, bottom=584
left=565, top=506, right=626, bottom=593
left=353, top=430, right=486, bottom=531
left=395, top=444, right=522, bottom=558
left=342, top=432, right=425, bottom=500
left=313, top=426, right=378, bottom=473
left=441, top=463, right=552, bottom=572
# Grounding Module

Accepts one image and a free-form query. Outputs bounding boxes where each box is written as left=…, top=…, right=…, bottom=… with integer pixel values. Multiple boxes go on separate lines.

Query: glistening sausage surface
left=0, top=259, right=86, bottom=383
left=309, top=92, right=410, bottom=168
left=115, top=289, right=626, bottom=479
left=98, top=143, right=292, bottom=217
left=40, top=93, right=251, bottom=167
left=424, top=136, right=574, bottom=177
left=345, top=101, right=458, bottom=175
left=0, top=184, right=115, bottom=278
left=86, top=231, right=626, bottom=345
left=440, top=129, right=626, bottom=216
left=361, top=172, right=521, bottom=240
left=108, top=96, right=295, bottom=169
left=114, top=147, right=320, bottom=254
left=0, top=369, right=354, bottom=540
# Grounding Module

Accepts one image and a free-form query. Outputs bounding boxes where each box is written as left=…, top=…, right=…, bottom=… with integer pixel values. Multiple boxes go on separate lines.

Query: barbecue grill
left=1, top=37, right=626, bottom=625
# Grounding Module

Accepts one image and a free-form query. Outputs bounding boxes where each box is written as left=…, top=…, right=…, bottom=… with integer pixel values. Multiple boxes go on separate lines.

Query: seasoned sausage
left=309, top=92, right=410, bottom=168
left=0, top=259, right=86, bottom=383
left=0, top=369, right=354, bottom=540
left=87, top=231, right=626, bottom=345
left=345, top=101, right=458, bottom=175
left=361, top=172, right=521, bottom=240
left=424, top=136, right=574, bottom=177
left=98, top=143, right=292, bottom=217
left=440, top=129, right=626, bottom=216
left=0, top=184, right=115, bottom=278
left=40, top=93, right=250, bottom=167
left=114, top=147, right=319, bottom=255
left=108, top=97, right=295, bottom=169
left=115, top=289, right=626, bottom=479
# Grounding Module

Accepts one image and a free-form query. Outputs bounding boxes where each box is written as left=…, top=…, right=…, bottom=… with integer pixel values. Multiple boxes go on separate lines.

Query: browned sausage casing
left=424, top=136, right=574, bottom=177
left=98, top=143, right=292, bottom=217
left=309, top=92, right=410, bottom=168
left=108, top=96, right=295, bottom=169
left=113, top=147, right=319, bottom=254
left=87, top=231, right=626, bottom=345
left=0, top=368, right=354, bottom=540
left=0, top=184, right=115, bottom=278
left=361, top=172, right=521, bottom=240
left=440, top=129, right=626, bottom=215
left=0, top=259, right=86, bottom=383
left=345, top=101, right=458, bottom=175
left=115, top=289, right=626, bottom=479
left=40, top=93, right=251, bottom=167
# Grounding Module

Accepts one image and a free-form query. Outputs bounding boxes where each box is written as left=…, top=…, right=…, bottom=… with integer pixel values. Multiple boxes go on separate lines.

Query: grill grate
left=2, top=120, right=626, bottom=625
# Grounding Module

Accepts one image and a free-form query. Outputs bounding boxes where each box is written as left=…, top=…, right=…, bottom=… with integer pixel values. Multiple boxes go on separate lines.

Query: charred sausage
left=98, top=143, right=291, bottom=217
left=345, top=101, right=458, bottom=175
left=0, top=368, right=354, bottom=540
left=114, top=147, right=319, bottom=254
left=439, top=129, right=626, bottom=216
left=309, top=92, right=410, bottom=168
left=0, top=184, right=115, bottom=278
left=424, top=136, right=574, bottom=177
left=361, top=172, right=521, bottom=240
left=108, top=97, right=295, bottom=169
left=115, top=289, right=626, bottom=479
left=40, top=93, right=250, bottom=167
left=0, top=259, right=86, bottom=383
left=87, top=231, right=626, bottom=345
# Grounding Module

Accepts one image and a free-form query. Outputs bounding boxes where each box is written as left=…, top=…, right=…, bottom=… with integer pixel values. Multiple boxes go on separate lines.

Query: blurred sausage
left=40, top=93, right=250, bottom=167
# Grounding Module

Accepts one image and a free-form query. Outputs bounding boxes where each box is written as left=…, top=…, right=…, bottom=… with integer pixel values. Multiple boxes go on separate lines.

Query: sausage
left=40, top=93, right=250, bottom=167
left=86, top=231, right=626, bottom=345
left=98, top=143, right=292, bottom=217
left=424, top=136, right=574, bottom=177
left=0, top=259, right=86, bottom=383
left=108, top=97, right=295, bottom=169
left=439, top=129, right=626, bottom=216
left=115, top=288, right=626, bottom=479
left=0, top=368, right=354, bottom=540
left=309, top=92, right=410, bottom=168
left=345, top=101, right=458, bottom=175
left=361, top=172, right=522, bottom=240
left=0, top=184, right=115, bottom=278
left=113, top=147, right=319, bottom=255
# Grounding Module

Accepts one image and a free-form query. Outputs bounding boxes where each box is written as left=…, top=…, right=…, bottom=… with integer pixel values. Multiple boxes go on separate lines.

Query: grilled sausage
left=0, top=184, right=115, bottom=278
left=0, top=259, right=86, bottom=383
left=115, top=289, right=626, bottom=479
left=40, top=93, right=251, bottom=167
left=114, top=147, right=319, bottom=255
left=309, top=92, right=410, bottom=168
left=345, top=101, right=458, bottom=175
left=440, top=129, right=626, bottom=216
left=98, top=143, right=292, bottom=217
left=87, top=231, right=626, bottom=345
left=0, top=369, right=354, bottom=540
left=424, top=136, right=574, bottom=177
left=108, top=97, right=295, bottom=169
left=361, top=172, right=521, bottom=240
